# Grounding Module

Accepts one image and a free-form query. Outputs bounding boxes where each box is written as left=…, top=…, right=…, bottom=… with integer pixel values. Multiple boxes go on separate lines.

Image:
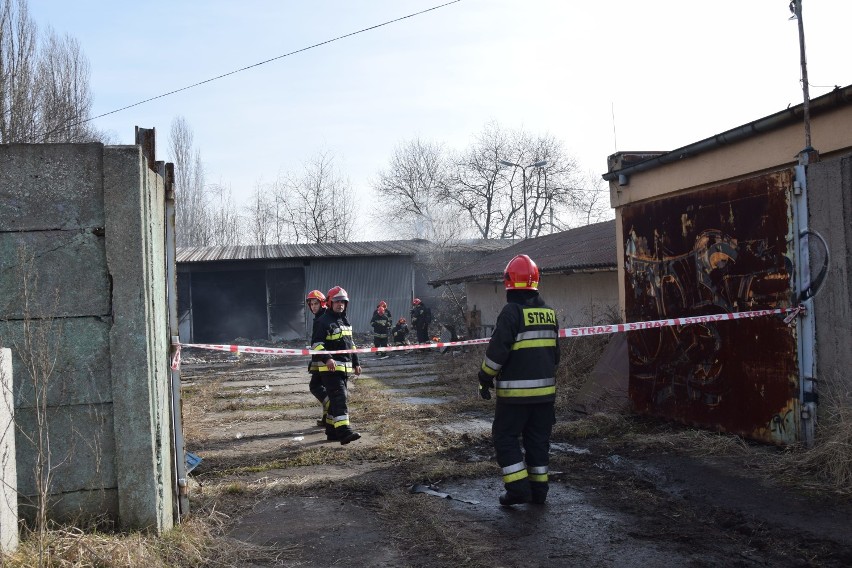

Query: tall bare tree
left=500, top=130, right=584, bottom=238
left=0, top=0, right=100, bottom=143
left=373, top=138, right=449, bottom=240
left=287, top=151, right=356, bottom=244
left=244, top=181, right=274, bottom=246
left=443, top=121, right=512, bottom=239
left=206, top=182, right=243, bottom=246
left=242, top=175, right=293, bottom=245
left=169, top=116, right=212, bottom=246
left=443, top=124, right=586, bottom=239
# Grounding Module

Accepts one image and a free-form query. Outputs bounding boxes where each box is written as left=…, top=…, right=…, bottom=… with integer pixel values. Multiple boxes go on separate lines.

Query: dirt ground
left=181, top=346, right=852, bottom=568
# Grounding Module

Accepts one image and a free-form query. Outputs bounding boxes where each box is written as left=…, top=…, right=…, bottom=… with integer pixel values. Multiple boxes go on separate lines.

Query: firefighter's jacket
left=392, top=322, right=410, bottom=344
left=370, top=309, right=392, bottom=338
left=478, top=294, right=559, bottom=404
left=311, top=308, right=359, bottom=374
left=308, top=307, right=327, bottom=374
left=410, top=304, right=431, bottom=329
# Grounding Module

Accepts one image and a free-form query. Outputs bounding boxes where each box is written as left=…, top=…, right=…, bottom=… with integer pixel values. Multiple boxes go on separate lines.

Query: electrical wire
left=46, top=0, right=462, bottom=136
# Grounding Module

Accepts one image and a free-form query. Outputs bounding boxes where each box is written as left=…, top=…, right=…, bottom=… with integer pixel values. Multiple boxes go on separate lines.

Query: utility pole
left=790, top=0, right=812, bottom=151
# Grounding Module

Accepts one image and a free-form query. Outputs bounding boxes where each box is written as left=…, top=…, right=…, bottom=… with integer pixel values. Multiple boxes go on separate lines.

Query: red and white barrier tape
left=175, top=306, right=803, bottom=366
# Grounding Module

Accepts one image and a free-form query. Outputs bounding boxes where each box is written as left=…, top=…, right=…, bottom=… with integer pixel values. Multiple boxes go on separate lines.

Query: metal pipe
left=792, top=164, right=817, bottom=448
left=163, top=162, right=190, bottom=518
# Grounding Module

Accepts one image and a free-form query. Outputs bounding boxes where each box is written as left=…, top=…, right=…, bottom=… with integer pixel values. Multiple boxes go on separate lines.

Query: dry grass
left=181, top=375, right=226, bottom=445
left=777, top=375, right=852, bottom=494
left=1, top=509, right=287, bottom=568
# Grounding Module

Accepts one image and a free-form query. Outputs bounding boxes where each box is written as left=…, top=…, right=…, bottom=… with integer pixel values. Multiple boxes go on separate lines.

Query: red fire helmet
left=503, top=254, right=539, bottom=290
left=326, top=286, right=349, bottom=303
left=305, top=289, right=326, bottom=306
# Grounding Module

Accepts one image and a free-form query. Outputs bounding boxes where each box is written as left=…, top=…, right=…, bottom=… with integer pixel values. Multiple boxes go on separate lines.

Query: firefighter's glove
left=478, top=372, right=494, bottom=400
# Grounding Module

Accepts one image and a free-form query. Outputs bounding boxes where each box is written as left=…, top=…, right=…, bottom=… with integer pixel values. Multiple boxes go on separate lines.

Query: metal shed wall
left=304, top=256, right=415, bottom=337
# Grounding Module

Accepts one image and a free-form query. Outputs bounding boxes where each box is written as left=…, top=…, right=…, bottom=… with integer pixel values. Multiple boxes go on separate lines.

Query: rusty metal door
left=622, top=170, right=800, bottom=444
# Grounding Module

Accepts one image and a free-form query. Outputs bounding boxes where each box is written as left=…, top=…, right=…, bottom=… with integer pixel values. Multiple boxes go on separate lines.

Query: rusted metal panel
left=622, top=170, right=800, bottom=444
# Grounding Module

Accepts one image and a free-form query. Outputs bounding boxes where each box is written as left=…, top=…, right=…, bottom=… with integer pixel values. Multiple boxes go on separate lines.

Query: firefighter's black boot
left=325, top=426, right=337, bottom=442
left=337, top=428, right=361, bottom=445
left=530, top=481, right=548, bottom=505
left=499, top=491, right=531, bottom=506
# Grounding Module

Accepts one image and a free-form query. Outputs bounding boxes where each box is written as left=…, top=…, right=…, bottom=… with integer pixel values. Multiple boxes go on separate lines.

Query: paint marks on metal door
left=622, top=170, right=799, bottom=444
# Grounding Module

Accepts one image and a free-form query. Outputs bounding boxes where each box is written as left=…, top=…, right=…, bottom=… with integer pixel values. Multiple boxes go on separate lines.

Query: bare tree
left=287, top=151, right=356, bottom=243
left=373, top=138, right=449, bottom=240
left=0, top=0, right=101, bottom=143
left=169, top=116, right=211, bottom=247
left=443, top=121, right=512, bottom=239
left=495, top=129, right=584, bottom=238
left=206, top=182, right=243, bottom=246
left=574, top=170, right=614, bottom=226
left=244, top=181, right=274, bottom=246
left=242, top=175, right=294, bottom=245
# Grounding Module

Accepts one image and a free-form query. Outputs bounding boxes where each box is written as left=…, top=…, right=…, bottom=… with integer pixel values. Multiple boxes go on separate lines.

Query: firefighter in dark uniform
left=370, top=301, right=392, bottom=357
left=305, top=289, right=329, bottom=427
left=311, top=285, right=362, bottom=445
left=392, top=317, right=410, bottom=345
left=477, top=254, right=559, bottom=506
left=410, top=298, right=432, bottom=343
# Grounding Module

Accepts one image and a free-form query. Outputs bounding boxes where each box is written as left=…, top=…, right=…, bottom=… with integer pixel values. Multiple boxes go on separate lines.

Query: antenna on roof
left=611, top=102, right=618, bottom=153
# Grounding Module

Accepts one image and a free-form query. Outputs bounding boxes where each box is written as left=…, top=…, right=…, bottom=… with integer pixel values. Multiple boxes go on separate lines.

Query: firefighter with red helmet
left=410, top=298, right=432, bottom=344
left=305, top=290, right=329, bottom=427
left=392, top=317, right=410, bottom=345
left=370, top=300, right=393, bottom=357
left=311, top=285, right=362, bottom=444
left=477, top=254, right=559, bottom=506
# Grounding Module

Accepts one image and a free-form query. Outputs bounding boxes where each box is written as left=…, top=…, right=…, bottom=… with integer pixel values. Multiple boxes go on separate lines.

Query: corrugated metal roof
left=176, top=239, right=511, bottom=263
left=430, top=220, right=617, bottom=285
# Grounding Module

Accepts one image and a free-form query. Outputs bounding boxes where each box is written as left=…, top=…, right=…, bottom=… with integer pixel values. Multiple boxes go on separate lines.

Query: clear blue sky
left=28, top=1, right=852, bottom=239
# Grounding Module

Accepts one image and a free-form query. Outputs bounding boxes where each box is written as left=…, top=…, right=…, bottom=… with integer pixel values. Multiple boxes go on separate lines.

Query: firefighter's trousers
left=309, top=372, right=329, bottom=420
left=414, top=325, right=429, bottom=343
left=321, top=371, right=354, bottom=436
left=492, top=401, right=555, bottom=501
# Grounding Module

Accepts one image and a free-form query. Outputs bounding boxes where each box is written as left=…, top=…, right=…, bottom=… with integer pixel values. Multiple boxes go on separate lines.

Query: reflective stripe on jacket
left=479, top=296, right=559, bottom=404
left=311, top=309, right=360, bottom=372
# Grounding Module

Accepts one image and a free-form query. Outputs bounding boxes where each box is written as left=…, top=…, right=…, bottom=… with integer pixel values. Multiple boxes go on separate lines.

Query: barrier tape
left=175, top=306, right=804, bottom=366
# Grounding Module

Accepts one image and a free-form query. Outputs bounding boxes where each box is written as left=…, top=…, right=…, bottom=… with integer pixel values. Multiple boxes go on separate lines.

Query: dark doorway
left=191, top=270, right=268, bottom=342
left=268, top=268, right=306, bottom=341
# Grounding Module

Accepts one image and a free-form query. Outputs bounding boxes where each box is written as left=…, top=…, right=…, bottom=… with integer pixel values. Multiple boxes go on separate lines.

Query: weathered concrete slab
left=3, top=317, right=111, bottom=408
left=104, top=146, right=172, bottom=531
left=14, top=403, right=116, bottom=495
left=0, top=230, right=110, bottom=319
left=807, top=156, right=852, bottom=390
left=0, top=349, right=18, bottom=552
left=20, top=488, right=119, bottom=526
left=0, top=143, right=105, bottom=231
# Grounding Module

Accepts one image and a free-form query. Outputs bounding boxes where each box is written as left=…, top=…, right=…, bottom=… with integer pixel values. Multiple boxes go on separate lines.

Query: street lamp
left=499, top=159, right=547, bottom=239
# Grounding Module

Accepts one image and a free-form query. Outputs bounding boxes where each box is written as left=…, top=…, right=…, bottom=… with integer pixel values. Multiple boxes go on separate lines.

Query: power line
left=50, top=0, right=463, bottom=135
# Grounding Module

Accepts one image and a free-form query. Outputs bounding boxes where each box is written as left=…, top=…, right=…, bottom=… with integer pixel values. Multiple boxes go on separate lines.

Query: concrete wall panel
left=807, top=156, right=852, bottom=391
left=14, top=403, right=115, bottom=495
left=3, top=318, right=111, bottom=408
left=31, top=488, right=119, bottom=526
left=103, top=146, right=172, bottom=531
left=0, top=143, right=104, bottom=231
left=0, top=230, right=110, bottom=319
left=1, top=142, right=174, bottom=531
